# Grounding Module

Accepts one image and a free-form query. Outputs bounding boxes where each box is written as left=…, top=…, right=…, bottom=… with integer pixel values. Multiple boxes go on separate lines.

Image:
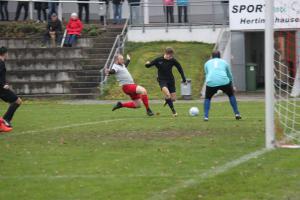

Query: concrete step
left=88, top=53, right=109, bottom=60
left=70, top=87, right=99, bottom=94
left=99, top=37, right=116, bottom=43
left=7, top=70, right=102, bottom=83
left=92, top=43, right=114, bottom=48
left=84, top=48, right=111, bottom=54
left=0, top=37, right=97, bottom=49
left=12, top=80, right=100, bottom=98
left=70, top=82, right=99, bottom=88
left=81, top=65, right=103, bottom=70
left=106, top=27, right=123, bottom=32
left=11, top=81, right=71, bottom=95
left=74, top=69, right=100, bottom=76
left=7, top=71, right=75, bottom=82
left=75, top=59, right=106, bottom=66
left=8, top=48, right=86, bottom=60
left=0, top=29, right=120, bottom=98
left=75, top=75, right=101, bottom=82
left=6, top=59, right=84, bottom=71
left=75, top=70, right=101, bottom=76
left=102, top=31, right=120, bottom=38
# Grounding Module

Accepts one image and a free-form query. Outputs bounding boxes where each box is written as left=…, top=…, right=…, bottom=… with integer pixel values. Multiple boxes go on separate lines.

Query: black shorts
left=0, top=88, right=18, bottom=103
left=158, top=79, right=176, bottom=93
left=205, top=83, right=234, bottom=99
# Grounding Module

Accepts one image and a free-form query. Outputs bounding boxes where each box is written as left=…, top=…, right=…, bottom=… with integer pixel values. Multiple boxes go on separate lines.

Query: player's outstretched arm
left=105, top=68, right=116, bottom=76
left=174, top=60, right=187, bottom=83
left=145, top=58, right=157, bottom=68
left=125, top=54, right=131, bottom=68
left=0, top=62, right=6, bottom=88
left=225, top=62, right=234, bottom=82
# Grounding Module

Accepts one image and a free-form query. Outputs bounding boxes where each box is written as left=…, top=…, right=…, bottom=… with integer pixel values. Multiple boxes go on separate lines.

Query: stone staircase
left=0, top=26, right=123, bottom=99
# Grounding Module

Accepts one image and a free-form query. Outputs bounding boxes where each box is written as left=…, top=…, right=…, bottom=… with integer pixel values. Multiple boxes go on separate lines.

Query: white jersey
left=111, top=63, right=134, bottom=86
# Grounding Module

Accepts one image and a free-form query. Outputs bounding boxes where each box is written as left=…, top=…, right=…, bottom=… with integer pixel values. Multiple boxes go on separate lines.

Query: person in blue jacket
left=203, top=50, right=242, bottom=121
left=177, top=0, right=188, bottom=23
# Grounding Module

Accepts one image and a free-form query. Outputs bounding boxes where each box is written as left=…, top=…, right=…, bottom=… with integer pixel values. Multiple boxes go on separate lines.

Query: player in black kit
left=0, top=47, right=22, bottom=133
left=145, top=47, right=187, bottom=117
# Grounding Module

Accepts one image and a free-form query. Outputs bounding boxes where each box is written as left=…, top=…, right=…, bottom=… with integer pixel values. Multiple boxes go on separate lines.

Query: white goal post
left=265, top=0, right=275, bottom=149
left=268, top=0, right=300, bottom=148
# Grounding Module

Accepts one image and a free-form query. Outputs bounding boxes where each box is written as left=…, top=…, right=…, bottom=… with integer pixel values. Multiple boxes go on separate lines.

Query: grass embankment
left=102, top=41, right=214, bottom=100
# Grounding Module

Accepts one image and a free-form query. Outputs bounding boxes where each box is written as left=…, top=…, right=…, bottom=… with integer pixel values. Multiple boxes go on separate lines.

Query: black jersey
left=0, top=60, right=7, bottom=88
left=145, top=56, right=186, bottom=82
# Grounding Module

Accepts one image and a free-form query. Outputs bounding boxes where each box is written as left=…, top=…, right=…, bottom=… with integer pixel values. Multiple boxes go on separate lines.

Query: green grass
left=102, top=41, right=214, bottom=99
left=0, top=101, right=299, bottom=200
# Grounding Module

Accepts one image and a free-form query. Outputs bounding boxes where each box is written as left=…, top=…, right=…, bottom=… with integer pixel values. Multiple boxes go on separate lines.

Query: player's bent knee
left=134, top=100, right=142, bottom=108
left=136, top=86, right=147, bottom=95
left=141, top=88, right=147, bottom=95
left=16, top=98, right=22, bottom=105
left=165, top=94, right=171, bottom=99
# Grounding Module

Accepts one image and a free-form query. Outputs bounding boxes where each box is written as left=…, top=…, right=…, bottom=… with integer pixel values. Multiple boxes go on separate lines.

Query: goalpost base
left=276, top=144, right=300, bottom=149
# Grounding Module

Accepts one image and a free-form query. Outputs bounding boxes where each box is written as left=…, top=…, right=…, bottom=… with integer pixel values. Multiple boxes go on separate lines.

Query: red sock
left=141, top=95, right=149, bottom=110
left=121, top=102, right=137, bottom=109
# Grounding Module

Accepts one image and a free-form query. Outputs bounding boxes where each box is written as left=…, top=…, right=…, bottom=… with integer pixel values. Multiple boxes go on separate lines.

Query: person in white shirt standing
left=106, top=54, right=154, bottom=116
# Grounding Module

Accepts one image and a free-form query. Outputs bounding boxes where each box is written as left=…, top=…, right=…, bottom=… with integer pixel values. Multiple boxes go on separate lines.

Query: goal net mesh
left=274, top=29, right=300, bottom=145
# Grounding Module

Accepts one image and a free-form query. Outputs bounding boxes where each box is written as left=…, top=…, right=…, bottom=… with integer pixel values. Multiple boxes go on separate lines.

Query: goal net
left=273, top=1, right=300, bottom=146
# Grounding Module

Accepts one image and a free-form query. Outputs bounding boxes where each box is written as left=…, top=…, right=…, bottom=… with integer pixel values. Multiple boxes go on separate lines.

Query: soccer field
left=0, top=101, right=300, bottom=200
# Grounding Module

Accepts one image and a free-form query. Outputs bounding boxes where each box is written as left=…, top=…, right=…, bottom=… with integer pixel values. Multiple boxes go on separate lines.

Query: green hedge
left=0, top=21, right=103, bottom=38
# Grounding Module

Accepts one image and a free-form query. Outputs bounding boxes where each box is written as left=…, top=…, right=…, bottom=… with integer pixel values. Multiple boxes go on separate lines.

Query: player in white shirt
left=105, top=54, right=154, bottom=116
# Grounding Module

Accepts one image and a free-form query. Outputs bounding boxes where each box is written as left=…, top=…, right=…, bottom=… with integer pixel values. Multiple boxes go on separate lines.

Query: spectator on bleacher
left=64, top=13, right=83, bottom=47
left=48, top=0, right=59, bottom=20
left=163, top=0, right=174, bottom=23
left=78, top=0, right=90, bottom=24
left=42, top=13, right=62, bottom=47
left=35, top=2, right=48, bottom=23
left=177, top=0, right=188, bottom=23
left=112, top=0, right=124, bottom=24
left=0, top=1, right=9, bottom=21
left=128, top=0, right=140, bottom=25
left=15, top=1, right=29, bottom=21
left=99, top=0, right=109, bottom=25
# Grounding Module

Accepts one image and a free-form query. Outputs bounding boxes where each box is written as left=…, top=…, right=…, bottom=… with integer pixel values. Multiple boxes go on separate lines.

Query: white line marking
left=0, top=149, right=271, bottom=184
left=0, top=118, right=127, bottom=139
left=0, top=174, right=194, bottom=180
left=147, top=148, right=271, bottom=200
left=0, top=116, right=264, bottom=139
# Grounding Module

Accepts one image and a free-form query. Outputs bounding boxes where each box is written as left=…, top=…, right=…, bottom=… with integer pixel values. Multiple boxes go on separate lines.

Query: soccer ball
left=189, top=107, right=199, bottom=117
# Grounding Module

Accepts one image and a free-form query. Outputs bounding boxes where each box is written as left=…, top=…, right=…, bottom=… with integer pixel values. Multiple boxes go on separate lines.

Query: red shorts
left=122, top=84, right=141, bottom=100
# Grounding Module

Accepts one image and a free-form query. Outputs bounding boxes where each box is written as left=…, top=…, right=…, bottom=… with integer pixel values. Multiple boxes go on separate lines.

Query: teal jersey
left=204, top=58, right=233, bottom=87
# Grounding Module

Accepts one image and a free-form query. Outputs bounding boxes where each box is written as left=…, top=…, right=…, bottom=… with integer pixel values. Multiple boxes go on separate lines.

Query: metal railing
left=99, top=18, right=129, bottom=95
left=129, top=1, right=229, bottom=32
left=2, top=0, right=107, bottom=22
left=60, top=29, right=67, bottom=47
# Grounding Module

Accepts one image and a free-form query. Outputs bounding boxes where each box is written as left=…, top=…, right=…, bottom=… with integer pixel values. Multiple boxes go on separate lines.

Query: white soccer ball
left=189, top=107, right=199, bottom=117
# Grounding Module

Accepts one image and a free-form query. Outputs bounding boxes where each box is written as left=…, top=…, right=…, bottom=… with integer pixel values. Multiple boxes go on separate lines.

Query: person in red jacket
left=64, top=13, right=83, bottom=47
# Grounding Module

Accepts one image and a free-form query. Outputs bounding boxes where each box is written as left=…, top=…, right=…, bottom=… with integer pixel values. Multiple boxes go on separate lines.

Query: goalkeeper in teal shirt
left=203, top=50, right=241, bottom=121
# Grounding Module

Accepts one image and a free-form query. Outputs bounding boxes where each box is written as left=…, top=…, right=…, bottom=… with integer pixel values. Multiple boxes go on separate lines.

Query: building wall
left=231, top=32, right=246, bottom=91
left=128, top=26, right=222, bottom=43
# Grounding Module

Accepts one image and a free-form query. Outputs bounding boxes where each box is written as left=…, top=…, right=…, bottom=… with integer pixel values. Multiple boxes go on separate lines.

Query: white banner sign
left=230, top=0, right=300, bottom=30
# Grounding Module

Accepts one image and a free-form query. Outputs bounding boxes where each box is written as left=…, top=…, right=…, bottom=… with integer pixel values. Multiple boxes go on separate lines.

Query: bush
left=0, top=22, right=44, bottom=38
left=0, top=22, right=104, bottom=38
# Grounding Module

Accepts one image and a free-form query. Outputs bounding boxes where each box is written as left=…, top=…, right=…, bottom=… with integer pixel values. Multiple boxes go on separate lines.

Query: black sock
left=3, top=102, right=20, bottom=122
left=165, top=98, right=176, bottom=113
